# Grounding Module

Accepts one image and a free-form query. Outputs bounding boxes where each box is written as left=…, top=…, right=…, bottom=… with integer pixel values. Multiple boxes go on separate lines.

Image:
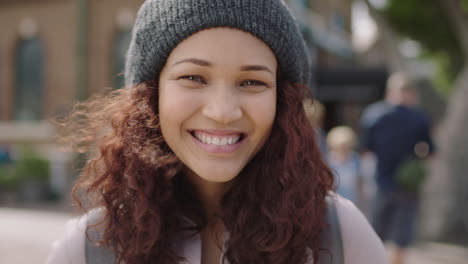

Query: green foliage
left=462, top=0, right=468, bottom=13
left=382, top=0, right=464, bottom=86
left=418, top=50, right=456, bottom=97
left=0, top=165, right=17, bottom=191
left=12, top=147, right=50, bottom=182
left=432, top=52, right=457, bottom=96
left=383, top=0, right=461, bottom=55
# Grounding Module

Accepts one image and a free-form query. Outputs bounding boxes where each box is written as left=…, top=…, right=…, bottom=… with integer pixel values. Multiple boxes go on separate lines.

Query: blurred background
left=0, top=0, right=467, bottom=263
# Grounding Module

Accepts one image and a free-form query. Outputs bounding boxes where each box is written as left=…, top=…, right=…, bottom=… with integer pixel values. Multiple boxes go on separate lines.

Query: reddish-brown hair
left=58, top=79, right=334, bottom=264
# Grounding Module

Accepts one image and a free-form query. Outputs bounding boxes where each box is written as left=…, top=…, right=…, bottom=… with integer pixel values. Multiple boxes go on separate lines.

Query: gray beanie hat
left=124, top=0, right=310, bottom=87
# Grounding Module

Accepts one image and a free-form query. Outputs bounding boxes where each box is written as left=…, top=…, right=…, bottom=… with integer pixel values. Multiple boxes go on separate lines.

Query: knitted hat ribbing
left=125, top=0, right=310, bottom=87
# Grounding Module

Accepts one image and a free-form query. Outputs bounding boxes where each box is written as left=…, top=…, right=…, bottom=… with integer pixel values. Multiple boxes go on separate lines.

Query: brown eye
left=180, top=75, right=205, bottom=83
left=241, top=80, right=267, bottom=87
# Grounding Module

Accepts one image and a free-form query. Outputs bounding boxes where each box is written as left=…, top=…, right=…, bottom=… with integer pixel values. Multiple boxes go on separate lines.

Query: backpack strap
left=85, top=209, right=116, bottom=264
left=318, top=195, right=344, bottom=264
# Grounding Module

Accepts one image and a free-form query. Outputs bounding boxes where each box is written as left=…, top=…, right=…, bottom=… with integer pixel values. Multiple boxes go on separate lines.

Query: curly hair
left=58, top=79, right=334, bottom=264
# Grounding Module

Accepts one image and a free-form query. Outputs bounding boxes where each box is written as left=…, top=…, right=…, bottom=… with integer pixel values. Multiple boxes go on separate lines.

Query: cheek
left=159, top=86, right=189, bottom=138
left=158, top=90, right=174, bottom=134
left=248, top=92, right=277, bottom=138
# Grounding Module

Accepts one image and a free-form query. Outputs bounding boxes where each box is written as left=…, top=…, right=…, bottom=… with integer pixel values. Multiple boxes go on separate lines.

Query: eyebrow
left=240, top=65, right=274, bottom=75
left=172, top=58, right=274, bottom=75
left=173, top=58, right=212, bottom=67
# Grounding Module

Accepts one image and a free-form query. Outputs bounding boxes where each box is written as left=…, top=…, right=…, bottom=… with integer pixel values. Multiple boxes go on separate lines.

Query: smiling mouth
left=190, top=130, right=246, bottom=146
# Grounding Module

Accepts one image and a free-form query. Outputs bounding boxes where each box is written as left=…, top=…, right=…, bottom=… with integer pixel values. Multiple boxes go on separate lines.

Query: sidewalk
left=1, top=207, right=467, bottom=264
left=405, top=242, right=468, bottom=264
left=0, top=207, right=75, bottom=264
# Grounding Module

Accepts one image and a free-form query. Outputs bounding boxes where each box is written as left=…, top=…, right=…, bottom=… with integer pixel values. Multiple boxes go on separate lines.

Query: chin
left=192, top=166, right=242, bottom=183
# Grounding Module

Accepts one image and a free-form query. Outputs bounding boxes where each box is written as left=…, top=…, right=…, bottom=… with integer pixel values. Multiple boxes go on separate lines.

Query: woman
left=47, top=0, right=387, bottom=263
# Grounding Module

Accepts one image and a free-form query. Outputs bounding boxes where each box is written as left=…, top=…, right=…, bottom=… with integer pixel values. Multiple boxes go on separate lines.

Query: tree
left=384, top=0, right=463, bottom=90
left=365, top=0, right=468, bottom=244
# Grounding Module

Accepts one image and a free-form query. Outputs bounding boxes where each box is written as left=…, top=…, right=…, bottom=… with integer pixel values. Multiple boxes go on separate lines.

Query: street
left=394, top=243, right=468, bottom=264
left=0, top=207, right=75, bottom=264
left=1, top=207, right=467, bottom=264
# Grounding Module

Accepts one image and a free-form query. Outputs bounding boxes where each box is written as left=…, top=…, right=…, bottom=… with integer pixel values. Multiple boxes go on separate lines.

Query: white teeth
left=193, top=132, right=241, bottom=146
left=220, top=137, right=228, bottom=145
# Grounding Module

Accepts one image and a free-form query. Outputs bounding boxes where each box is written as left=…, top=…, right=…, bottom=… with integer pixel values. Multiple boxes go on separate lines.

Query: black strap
left=318, top=196, right=344, bottom=264
left=85, top=210, right=116, bottom=264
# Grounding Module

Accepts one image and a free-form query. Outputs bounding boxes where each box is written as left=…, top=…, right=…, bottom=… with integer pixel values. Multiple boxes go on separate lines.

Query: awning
left=314, top=67, right=389, bottom=103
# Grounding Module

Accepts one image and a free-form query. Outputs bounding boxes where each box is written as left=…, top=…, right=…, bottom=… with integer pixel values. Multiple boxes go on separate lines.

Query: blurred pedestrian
left=326, top=126, right=361, bottom=205
left=47, top=1, right=387, bottom=263
left=303, top=98, right=328, bottom=157
left=360, top=72, right=434, bottom=264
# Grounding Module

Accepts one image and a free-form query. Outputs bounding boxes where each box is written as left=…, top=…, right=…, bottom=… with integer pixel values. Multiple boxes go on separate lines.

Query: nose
left=202, top=87, right=243, bottom=124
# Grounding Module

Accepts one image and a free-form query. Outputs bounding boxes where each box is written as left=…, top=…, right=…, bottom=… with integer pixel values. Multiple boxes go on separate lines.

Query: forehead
left=164, top=27, right=278, bottom=70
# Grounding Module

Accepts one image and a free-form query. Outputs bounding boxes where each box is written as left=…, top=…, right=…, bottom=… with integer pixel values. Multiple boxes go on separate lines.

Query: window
left=331, top=12, right=346, bottom=32
left=112, top=29, right=132, bottom=89
left=295, top=0, right=311, bottom=8
left=112, top=8, right=135, bottom=89
left=14, top=37, right=44, bottom=121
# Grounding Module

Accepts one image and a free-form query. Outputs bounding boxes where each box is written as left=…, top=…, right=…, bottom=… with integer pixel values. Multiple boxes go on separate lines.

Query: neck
left=184, top=168, right=232, bottom=223
left=198, top=181, right=226, bottom=222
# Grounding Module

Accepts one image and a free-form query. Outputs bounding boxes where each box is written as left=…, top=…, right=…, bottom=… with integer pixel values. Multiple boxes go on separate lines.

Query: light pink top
left=46, top=195, right=389, bottom=264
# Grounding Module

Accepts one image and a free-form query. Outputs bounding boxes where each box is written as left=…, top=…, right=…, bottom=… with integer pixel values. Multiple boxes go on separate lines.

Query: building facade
left=0, top=0, right=144, bottom=124
left=0, top=0, right=144, bottom=196
left=0, top=0, right=370, bottom=126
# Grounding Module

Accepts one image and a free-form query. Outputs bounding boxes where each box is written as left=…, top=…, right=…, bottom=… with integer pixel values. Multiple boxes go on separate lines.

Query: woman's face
left=158, top=27, right=277, bottom=184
